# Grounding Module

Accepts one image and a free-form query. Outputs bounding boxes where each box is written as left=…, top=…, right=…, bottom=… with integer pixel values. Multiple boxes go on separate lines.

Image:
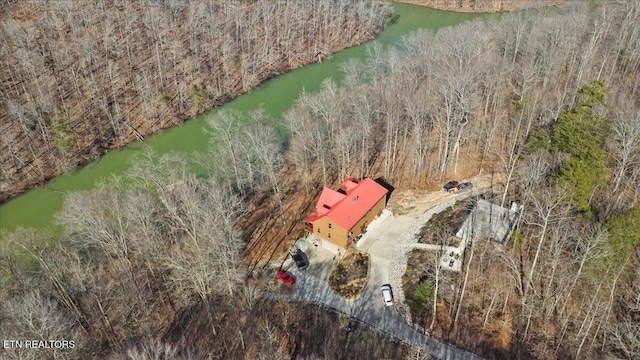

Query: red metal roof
left=303, top=178, right=388, bottom=230
left=316, top=187, right=346, bottom=215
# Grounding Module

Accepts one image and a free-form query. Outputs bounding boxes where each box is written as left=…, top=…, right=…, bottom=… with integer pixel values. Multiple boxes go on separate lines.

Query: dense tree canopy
left=528, top=80, right=612, bottom=214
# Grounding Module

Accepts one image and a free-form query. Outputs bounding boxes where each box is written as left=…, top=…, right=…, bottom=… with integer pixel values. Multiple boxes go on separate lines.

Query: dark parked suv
left=457, top=182, right=473, bottom=192
left=443, top=181, right=459, bottom=193
left=291, top=249, right=309, bottom=270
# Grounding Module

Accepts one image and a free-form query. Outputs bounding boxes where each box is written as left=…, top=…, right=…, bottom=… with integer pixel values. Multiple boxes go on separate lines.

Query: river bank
left=394, top=0, right=562, bottom=12
left=0, top=4, right=482, bottom=235
left=0, top=0, right=390, bottom=203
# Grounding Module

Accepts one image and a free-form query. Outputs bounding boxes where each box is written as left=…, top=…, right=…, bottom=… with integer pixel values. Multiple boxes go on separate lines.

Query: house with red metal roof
left=303, top=178, right=388, bottom=253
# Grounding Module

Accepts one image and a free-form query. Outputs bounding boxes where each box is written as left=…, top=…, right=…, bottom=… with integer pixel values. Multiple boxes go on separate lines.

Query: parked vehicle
left=443, top=181, right=459, bottom=193
left=457, top=182, right=473, bottom=192
left=381, top=284, right=394, bottom=306
left=291, top=249, right=309, bottom=270
left=276, top=270, right=296, bottom=285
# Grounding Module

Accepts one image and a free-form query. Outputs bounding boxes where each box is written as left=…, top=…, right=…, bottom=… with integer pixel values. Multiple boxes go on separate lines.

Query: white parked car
left=381, top=284, right=394, bottom=306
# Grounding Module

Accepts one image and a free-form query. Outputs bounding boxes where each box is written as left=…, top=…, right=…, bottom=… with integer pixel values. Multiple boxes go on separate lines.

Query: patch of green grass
left=413, top=277, right=435, bottom=314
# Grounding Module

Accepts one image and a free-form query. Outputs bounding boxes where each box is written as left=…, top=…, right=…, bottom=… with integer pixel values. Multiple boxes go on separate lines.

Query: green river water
left=0, top=4, right=485, bottom=236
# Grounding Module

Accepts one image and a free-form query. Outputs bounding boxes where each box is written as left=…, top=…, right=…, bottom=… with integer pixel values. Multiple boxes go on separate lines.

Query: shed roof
left=457, top=200, right=522, bottom=243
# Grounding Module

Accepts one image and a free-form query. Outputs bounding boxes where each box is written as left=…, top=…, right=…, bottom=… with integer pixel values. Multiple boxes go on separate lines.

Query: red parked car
left=276, top=270, right=296, bottom=285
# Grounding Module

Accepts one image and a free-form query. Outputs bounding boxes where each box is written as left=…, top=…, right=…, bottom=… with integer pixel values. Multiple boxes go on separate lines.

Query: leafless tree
left=522, top=188, right=570, bottom=296
left=433, top=66, right=476, bottom=178
left=117, top=336, right=199, bottom=360
left=0, top=290, right=81, bottom=360
left=244, top=118, right=285, bottom=220
left=205, top=109, right=246, bottom=192
left=608, top=250, right=640, bottom=358
left=158, top=173, right=245, bottom=337
left=601, top=110, right=640, bottom=216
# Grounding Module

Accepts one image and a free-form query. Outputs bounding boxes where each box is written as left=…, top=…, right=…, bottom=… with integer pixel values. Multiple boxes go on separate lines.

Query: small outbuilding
left=440, top=200, right=522, bottom=272
left=456, top=200, right=523, bottom=244
left=303, top=178, right=388, bottom=253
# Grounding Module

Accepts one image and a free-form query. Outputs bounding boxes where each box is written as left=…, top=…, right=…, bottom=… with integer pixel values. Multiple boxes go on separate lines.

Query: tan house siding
left=319, top=237, right=344, bottom=254
left=314, top=216, right=349, bottom=248
left=313, top=195, right=386, bottom=249
left=349, top=196, right=386, bottom=242
left=303, top=178, right=389, bottom=253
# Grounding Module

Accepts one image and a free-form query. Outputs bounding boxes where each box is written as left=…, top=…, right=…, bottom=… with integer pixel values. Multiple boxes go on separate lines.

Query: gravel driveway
left=281, top=175, right=499, bottom=359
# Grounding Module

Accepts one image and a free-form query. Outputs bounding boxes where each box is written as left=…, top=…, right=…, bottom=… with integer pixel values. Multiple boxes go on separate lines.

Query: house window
left=328, top=223, right=332, bottom=229
left=328, top=233, right=332, bottom=238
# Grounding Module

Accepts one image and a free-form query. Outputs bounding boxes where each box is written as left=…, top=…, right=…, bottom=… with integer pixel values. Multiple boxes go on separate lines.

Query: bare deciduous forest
left=1, top=1, right=640, bottom=359
left=397, top=0, right=563, bottom=13
left=0, top=152, right=412, bottom=359
left=0, top=0, right=390, bottom=202
left=281, top=2, right=640, bottom=358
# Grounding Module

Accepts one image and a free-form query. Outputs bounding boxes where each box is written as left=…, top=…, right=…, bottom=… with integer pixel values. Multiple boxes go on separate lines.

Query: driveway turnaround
left=287, top=241, right=483, bottom=360
left=279, top=175, right=503, bottom=359
left=286, top=209, right=484, bottom=359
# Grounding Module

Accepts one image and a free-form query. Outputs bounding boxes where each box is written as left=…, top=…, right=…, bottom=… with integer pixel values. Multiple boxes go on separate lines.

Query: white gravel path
left=265, top=186, right=492, bottom=360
